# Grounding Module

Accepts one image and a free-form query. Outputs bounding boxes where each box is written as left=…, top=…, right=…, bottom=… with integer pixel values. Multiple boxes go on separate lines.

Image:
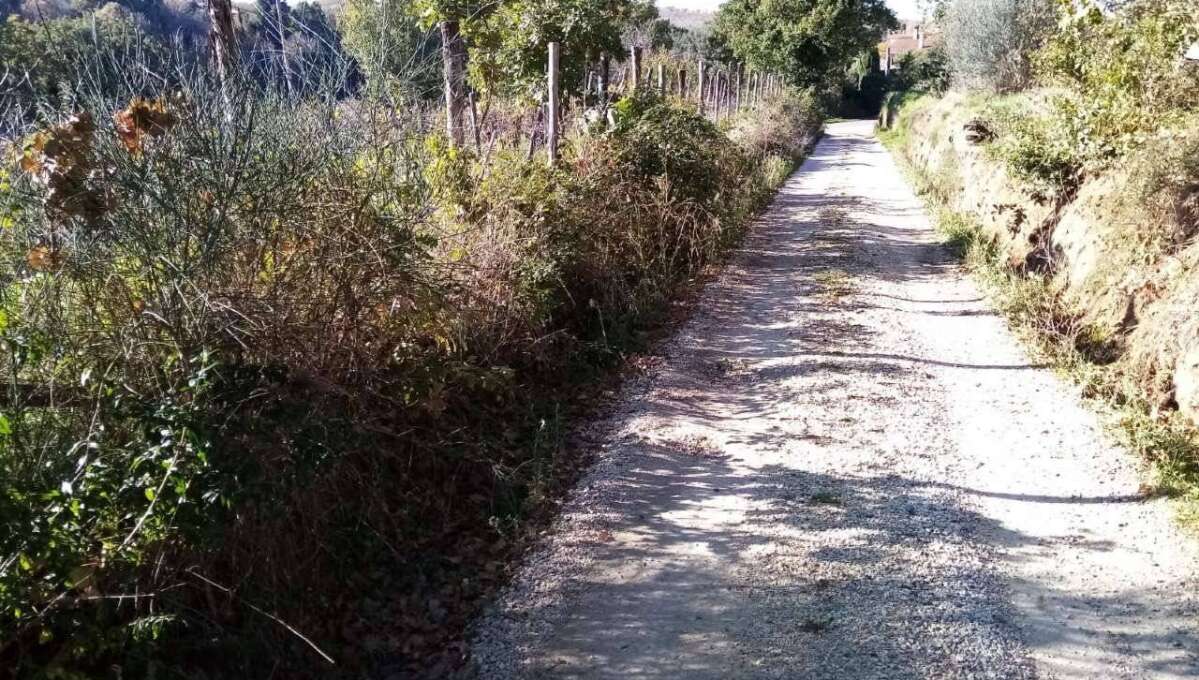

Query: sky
left=660, top=0, right=922, bottom=20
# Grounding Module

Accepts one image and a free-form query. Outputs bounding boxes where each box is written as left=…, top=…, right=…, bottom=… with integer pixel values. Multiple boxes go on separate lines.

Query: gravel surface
left=469, top=120, right=1199, bottom=679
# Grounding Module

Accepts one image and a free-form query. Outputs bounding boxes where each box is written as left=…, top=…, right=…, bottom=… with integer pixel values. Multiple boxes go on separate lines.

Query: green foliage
left=964, top=0, right=1199, bottom=190
left=713, top=0, right=897, bottom=89
left=622, top=0, right=673, bottom=50
left=942, top=0, right=1058, bottom=91
left=1035, top=0, right=1199, bottom=161
left=607, top=94, right=738, bottom=205
left=0, top=13, right=171, bottom=112
left=728, top=87, right=824, bottom=160
left=981, top=94, right=1085, bottom=192
left=895, top=47, right=950, bottom=93
left=0, top=66, right=444, bottom=673
left=339, top=0, right=439, bottom=98
left=0, top=354, right=220, bottom=674
left=467, top=0, right=655, bottom=99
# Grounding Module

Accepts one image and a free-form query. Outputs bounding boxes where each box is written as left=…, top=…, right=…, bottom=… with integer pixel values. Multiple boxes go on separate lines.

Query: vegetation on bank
left=0, top=39, right=823, bottom=680
left=882, top=0, right=1199, bottom=521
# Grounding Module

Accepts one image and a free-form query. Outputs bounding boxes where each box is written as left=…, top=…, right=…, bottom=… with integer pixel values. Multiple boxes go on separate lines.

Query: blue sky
left=661, top=0, right=922, bottom=20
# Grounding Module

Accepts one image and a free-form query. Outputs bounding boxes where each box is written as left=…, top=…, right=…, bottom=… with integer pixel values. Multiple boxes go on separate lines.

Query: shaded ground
left=469, top=120, right=1199, bottom=679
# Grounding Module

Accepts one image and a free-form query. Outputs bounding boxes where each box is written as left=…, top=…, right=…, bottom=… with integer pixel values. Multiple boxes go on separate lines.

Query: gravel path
left=469, top=120, right=1199, bottom=679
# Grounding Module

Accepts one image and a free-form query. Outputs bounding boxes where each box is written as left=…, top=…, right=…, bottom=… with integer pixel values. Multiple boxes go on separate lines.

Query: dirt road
left=470, top=120, right=1199, bottom=679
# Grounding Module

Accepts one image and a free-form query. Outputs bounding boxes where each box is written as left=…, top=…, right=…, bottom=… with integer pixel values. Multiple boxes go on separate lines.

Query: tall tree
left=466, top=0, right=652, bottom=99
left=713, top=0, right=897, bottom=89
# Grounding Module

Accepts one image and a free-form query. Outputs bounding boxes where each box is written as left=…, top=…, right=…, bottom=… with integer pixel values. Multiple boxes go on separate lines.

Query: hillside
left=658, top=5, right=715, bottom=30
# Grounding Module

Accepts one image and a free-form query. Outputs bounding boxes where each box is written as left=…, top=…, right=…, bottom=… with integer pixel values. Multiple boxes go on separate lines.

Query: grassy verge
left=880, top=124, right=1199, bottom=527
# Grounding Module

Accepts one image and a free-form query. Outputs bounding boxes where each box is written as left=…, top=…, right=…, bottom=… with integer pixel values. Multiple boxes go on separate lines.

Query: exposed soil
left=469, top=120, right=1199, bottom=679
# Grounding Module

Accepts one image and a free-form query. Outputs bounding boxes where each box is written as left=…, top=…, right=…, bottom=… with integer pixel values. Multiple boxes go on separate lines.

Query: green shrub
left=895, top=48, right=951, bottom=94
left=1035, top=0, right=1199, bottom=162
left=728, top=87, right=823, bottom=162
left=981, top=93, right=1086, bottom=192
left=969, top=1, right=1198, bottom=192
left=609, top=94, right=742, bottom=207
left=0, top=60, right=823, bottom=676
left=0, top=14, right=172, bottom=117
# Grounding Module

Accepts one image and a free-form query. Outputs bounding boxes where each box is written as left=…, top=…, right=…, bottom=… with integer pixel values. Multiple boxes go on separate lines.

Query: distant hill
left=658, top=6, right=714, bottom=31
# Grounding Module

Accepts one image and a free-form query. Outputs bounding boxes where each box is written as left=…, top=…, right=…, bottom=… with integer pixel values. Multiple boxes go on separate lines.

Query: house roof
left=878, top=28, right=943, bottom=62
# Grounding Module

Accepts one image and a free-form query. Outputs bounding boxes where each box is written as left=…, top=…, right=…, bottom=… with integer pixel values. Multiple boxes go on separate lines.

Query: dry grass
left=814, top=269, right=855, bottom=299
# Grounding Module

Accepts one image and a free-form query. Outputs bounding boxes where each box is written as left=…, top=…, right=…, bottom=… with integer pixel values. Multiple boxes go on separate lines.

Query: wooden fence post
left=468, top=90, right=482, bottom=151
left=711, top=70, right=719, bottom=114
left=714, top=72, right=722, bottom=119
left=547, top=41, right=560, bottom=167
left=714, top=73, right=724, bottom=119
left=630, top=46, right=643, bottom=91
left=714, top=71, right=722, bottom=115
left=440, top=20, right=467, bottom=147
left=726, top=71, right=734, bottom=115
left=697, top=60, right=706, bottom=115
left=656, top=63, right=665, bottom=91
left=598, top=53, right=610, bottom=104
left=678, top=68, right=687, bottom=98
left=728, top=65, right=738, bottom=111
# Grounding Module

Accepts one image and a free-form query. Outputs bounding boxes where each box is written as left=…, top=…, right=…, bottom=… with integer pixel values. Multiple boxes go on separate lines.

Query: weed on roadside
left=814, top=269, right=856, bottom=299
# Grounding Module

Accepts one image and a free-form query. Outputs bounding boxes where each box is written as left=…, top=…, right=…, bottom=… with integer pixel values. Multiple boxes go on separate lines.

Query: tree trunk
left=208, top=0, right=238, bottom=88
left=598, top=53, right=610, bottom=105
left=440, top=20, right=467, bottom=147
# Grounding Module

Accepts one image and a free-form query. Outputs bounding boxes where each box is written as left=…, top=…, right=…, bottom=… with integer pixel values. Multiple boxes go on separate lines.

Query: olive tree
left=943, top=0, right=1058, bottom=91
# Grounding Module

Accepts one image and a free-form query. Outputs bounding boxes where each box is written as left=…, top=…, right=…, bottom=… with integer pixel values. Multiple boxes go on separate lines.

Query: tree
left=339, top=0, right=438, bottom=97
left=411, top=0, right=483, bottom=143
left=208, top=0, right=238, bottom=89
left=942, top=0, right=1056, bottom=91
left=286, top=2, right=349, bottom=91
left=713, top=0, right=897, bottom=89
left=466, top=0, right=634, bottom=100
left=0, top=12, right=169, bottom=110
left=291, top=1, right=335, bottom=44
left=622, top=0, right=672, bottom=50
